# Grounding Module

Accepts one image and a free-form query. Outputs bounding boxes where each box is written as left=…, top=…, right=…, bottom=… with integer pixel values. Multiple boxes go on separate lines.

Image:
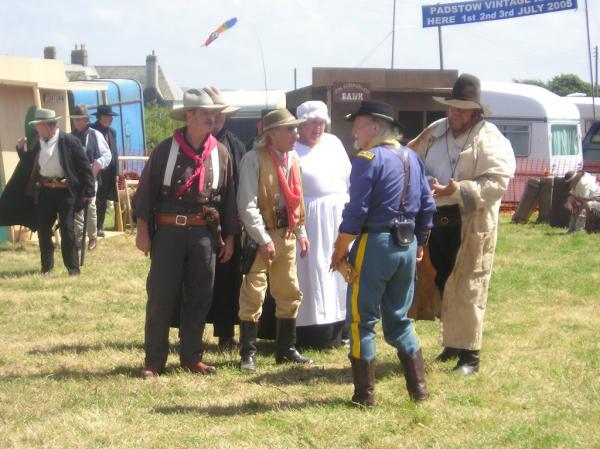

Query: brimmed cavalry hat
left=344, top=100, right=403, bottom=129
left=433, top=73, right=491, bottom=115
left=296, top=100, right=330, bottom=124
left=564, top=170, right=584, bottom=184
left=169, top=88, right=227, bottom=121
left=202, top=86, right=240, bottom=115
left=93, top=105, right=119, bottom=117
left=28, top=108, right=61, bottom=125
left=260, top=109, right=306, bottom=136
left=70, top=104, right=90, bottom=119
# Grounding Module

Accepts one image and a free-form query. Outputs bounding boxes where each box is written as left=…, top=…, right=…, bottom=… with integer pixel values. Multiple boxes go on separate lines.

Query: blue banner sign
left=422, top=0, right=578, bottom=27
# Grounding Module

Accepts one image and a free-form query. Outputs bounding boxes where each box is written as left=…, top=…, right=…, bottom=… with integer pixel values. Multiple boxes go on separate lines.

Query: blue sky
left=1, top=0, right=597, bottom=91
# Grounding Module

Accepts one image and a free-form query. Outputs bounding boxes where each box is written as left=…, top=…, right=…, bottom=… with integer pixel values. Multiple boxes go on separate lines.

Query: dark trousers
left=96, top=196, right=107, bottom=231
left=428, top=222, right=461, bottom=295
left=207, top=235, right=241, bottom=338
left=145, top=225, right=216, bottom=368
left=35, top=187, right=79, bottom=274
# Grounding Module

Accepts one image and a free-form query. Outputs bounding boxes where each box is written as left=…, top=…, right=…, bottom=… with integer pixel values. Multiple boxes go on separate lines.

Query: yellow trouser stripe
left=350, top=234, right=369, bottom=359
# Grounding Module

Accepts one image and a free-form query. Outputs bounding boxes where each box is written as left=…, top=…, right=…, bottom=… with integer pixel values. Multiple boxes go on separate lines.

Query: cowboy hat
left=70, top=104, right=90, bottom=119
left=344, top=100, right=403, bottom=129
left=260, top=109, right=306, bottom=136
left=433, top=73, right=491, bottom=115
left=169, top=88, right=227, bottom=121
left=28, top=108, right=61, bottom=125
left=202, top=86, right=240, bottom=115
left=92, top=105, right=119, bottom=117
left=296, top=100, right=330, bottom=124
left=564, top=170, right=584, bottom=184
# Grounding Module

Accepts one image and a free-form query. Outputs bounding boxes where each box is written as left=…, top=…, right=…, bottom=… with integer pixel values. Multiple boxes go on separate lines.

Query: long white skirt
left=296, top=192, right=348, bottom=327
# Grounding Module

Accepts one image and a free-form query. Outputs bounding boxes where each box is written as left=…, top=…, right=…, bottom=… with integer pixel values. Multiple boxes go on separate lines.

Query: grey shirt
left=237, top=149, right=307, bottom=246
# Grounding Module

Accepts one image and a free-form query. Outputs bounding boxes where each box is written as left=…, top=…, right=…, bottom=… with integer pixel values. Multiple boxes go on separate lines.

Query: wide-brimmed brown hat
left=433, top=73, right=491, bottom=115
left=28, top=108, right=61, bottom=125
left=564, top=170, right=584, bottom=184
left=202, top=86, right=240, bottom=115
left=169, top=88, right=227, bottom=121
left=260, top=109, right=305, bottom=136
left=70, top=104, right=90, bottom=119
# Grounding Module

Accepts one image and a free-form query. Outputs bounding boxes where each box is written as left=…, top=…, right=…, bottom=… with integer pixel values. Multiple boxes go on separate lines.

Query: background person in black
left=202, top=86, right=247, bottom=349
left=91, top=105, right=119, bottom=237
left=0, top=108, right=94, bottom=275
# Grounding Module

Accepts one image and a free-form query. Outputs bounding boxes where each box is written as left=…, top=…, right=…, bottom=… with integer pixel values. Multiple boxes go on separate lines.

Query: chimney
left=71, top=44, right=88, bottom=66
left=44, top=46, right=56, bottom=59
left=144, top=50, right=161, bottom=103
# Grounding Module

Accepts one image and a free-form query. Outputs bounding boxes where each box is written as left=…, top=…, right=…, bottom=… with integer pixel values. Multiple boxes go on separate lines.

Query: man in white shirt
left=17, top=108, right=94, bottom=275
left=70, top=105, right=112, bottom=251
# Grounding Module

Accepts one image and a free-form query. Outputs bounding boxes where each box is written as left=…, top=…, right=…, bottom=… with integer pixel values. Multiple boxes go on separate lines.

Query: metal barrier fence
left=502, top=158, right=584, bottom=208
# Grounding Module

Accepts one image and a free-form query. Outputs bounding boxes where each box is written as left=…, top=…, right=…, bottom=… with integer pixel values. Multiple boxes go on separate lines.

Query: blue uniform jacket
left=339, top=144, right=435, bottom=245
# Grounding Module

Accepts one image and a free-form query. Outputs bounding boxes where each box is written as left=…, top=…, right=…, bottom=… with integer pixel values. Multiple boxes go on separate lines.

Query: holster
left=202, top=206, right=225, bottom=248
left=240, top=234, right=258, bottom=275
left=392, top=217, right=415, bottom=247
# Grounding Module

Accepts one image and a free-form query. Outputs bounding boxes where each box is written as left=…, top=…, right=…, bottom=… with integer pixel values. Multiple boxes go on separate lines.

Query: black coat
left=0, top=132, right=95, bottom=231
left=91, top=122, right=119, bottom=201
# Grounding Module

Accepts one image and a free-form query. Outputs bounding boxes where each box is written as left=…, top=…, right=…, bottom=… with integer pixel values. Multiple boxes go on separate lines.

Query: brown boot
left=398, top=349, right=428, bottom=401
left=349, top=357, right=375, bottom=407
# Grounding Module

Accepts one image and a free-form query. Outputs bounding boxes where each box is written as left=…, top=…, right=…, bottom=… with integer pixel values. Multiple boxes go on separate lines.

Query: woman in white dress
left=294, top=101, right=352, bottom=349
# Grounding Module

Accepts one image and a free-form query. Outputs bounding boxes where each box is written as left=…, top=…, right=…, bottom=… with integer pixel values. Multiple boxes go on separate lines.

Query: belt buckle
left=175, top=215, right=187, bottom=226
left=440, top=216, right=449, bottom=225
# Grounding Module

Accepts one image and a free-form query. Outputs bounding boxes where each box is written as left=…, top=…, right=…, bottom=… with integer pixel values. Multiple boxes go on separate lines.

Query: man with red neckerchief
left=133, top=89, right=238, bottom=378
left=237, top=109, right=313, bottom=372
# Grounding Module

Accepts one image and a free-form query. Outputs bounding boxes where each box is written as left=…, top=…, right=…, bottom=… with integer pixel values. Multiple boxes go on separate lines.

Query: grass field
left=0, top=216, right=598, bottom=449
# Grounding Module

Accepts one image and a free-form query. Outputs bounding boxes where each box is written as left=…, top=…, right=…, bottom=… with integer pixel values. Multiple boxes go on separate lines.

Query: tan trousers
left=239, top=229, right=302, bottom=322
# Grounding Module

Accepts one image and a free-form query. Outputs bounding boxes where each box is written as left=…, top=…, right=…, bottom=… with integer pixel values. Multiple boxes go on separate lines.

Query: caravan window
left=551, top=125, right=579, bottom=156
left=496, top=124, right=530, bottom=156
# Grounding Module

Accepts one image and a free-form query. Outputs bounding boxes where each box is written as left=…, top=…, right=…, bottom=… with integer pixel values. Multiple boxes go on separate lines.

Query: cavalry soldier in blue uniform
left=331, top=100, right=435, bottom=406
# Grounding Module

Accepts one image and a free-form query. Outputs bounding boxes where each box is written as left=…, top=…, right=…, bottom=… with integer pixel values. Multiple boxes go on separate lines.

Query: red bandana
left=268, top=145, right=302, bottom=234
left=173, top=128, right=217, bottom=197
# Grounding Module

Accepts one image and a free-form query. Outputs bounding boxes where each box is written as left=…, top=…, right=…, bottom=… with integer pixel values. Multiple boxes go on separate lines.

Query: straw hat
left=260, top=109, right=305, bottom=136
left=169, top=88, right=227, bottom=121
left=203, top=86, right=240, bottom=115
left=28, top=108, right=61, bottom=125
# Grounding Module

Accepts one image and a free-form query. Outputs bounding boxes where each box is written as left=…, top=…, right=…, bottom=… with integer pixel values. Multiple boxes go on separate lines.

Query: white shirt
left=38, top=129, right=64, bottom=178
left=424, top=129, right=470, bottom=207
left=87, top=128, right=112, bottom=169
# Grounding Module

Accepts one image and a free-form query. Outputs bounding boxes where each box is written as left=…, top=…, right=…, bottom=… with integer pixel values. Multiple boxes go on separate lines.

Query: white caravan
left=563, top=96, right=600, bottom=134
left=481, top=81, right=583, bottom=175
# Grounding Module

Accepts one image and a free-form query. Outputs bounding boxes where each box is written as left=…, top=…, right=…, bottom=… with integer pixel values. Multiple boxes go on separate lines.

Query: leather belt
left=38, top=178, right=69, bottom=189
left=155, top=213, right=207, bottom=226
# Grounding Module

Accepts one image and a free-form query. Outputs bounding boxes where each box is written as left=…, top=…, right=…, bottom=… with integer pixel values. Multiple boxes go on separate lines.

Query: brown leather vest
left=256, top=146, right=305, bottom=230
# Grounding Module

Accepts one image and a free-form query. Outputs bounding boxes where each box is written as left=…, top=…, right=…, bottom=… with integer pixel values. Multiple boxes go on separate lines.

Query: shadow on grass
left=28, top=341, right=146, bottom=355
left=246, top=360, right=403, bottom=386
left=0, top=364, right=141, bottom=381
left=0, top=269, right=40, bottom=278
left=152, top=397, right=348, bottom=416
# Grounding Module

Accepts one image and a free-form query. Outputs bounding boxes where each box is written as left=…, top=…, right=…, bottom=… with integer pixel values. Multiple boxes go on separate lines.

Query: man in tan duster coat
left=409, top=74, right=515, bottom=375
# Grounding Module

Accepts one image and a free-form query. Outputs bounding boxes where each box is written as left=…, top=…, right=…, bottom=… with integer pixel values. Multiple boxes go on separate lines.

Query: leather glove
left=330, top=233, right=357, bottom=272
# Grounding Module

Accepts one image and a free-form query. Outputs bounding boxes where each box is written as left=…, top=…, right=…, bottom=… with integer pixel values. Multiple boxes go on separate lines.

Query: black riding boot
left=435, top=347, right=461, bottom=362
left=239, top=321, right=258, bottom=372
left=275, top=318, right=313, bottom=365
left=349, top=357, right=375, bottom=406
left=398, top=349, right=428, bottom=401
left=453, top=350, right=480, bottom=376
